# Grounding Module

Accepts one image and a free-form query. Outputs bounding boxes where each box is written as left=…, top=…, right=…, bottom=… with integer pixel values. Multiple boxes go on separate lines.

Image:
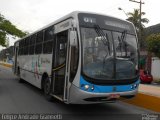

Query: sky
left=0, top=0, right=159, bottom=49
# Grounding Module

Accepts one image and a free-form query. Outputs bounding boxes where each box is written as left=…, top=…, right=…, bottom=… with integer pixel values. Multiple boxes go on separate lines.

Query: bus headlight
left=81, top=84, right=94, bottom=91
left=91, top=85, right=94, bottom=91
left=134, top=84, right=138, bottom=88
left=131, top=85, right=134, bottom=89
left=84, top=85, right=90, bottom=90
left=131, top=83, right=138, bottom=89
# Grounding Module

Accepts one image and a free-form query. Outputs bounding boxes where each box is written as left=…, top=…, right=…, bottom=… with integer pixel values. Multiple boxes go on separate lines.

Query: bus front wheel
left=44, top=77, right=53, bottom=101
left=17, top=68, right=24, bottom=83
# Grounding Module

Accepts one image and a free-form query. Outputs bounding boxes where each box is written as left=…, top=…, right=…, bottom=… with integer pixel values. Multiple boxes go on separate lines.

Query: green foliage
left=145, top=23, right=160, bottom=36
left=127, top=9, right=149, bottom=49
left=146, top=33, right=160, bottom=58
left=0, top=13, right=26, bottom=47
left=0, top=31, right=6, bottom=46
left=127, top=9, right=149, bottom=31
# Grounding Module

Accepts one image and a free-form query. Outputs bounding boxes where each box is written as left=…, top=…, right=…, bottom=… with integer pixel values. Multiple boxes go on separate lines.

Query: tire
left=44, top=77, right=53, bottom=101
left=17, top=68, right=24, bottom=83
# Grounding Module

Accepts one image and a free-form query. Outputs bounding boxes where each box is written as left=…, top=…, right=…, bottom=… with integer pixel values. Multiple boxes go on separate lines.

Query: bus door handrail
left=52, top=63, right=66, bottom=71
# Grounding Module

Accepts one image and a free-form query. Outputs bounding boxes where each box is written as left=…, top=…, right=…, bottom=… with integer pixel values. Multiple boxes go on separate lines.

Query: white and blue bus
left=13, top=11, right=140, bottom=104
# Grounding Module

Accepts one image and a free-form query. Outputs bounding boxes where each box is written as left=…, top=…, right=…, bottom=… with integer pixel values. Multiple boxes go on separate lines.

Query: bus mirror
left=70, top=31, right=77, bottom=46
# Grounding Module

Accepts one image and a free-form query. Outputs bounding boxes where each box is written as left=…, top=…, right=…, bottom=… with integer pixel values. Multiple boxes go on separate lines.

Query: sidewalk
left=139, top=84, right=160, bottom=98
left=126, top=84, right=160, bottom=113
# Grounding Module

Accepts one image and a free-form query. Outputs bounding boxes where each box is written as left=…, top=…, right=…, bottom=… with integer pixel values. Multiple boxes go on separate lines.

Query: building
left=0, top=46, right=14, bottom=63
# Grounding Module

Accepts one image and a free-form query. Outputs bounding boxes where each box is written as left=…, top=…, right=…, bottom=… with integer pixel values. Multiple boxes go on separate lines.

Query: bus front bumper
left=68, top=84, right=138, bottom=104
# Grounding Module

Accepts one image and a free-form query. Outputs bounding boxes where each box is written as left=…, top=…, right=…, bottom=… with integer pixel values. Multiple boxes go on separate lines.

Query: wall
left=151, top=57, right=160, bottom=80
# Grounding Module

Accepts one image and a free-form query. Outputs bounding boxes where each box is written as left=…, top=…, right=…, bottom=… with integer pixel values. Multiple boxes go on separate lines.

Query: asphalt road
left=0, top=65, right=159, bottom=120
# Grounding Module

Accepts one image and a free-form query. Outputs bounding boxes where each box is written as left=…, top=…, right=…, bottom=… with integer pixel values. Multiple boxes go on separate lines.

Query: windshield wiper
left=94, top=25, right=112, bottom=69
left=118, top=30, right=128, bottom=57
left=94, top=25, right=111, bottom=55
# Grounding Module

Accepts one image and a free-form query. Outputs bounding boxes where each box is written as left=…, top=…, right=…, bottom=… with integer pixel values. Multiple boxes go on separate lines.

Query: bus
left=13, top=11, right=140, bottom=104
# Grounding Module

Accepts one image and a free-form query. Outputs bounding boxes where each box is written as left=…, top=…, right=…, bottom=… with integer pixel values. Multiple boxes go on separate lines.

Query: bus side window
left=70, top=33, right=79, bottom=82
left=43, top=41, right=53, bottom=54
left=21, top=40, right=25, bottom=55
left=29, top=34, right=36, bottom=55
left=24, top=37, right=30, bottom=55
left=43, top=26, right=54, bottom=54
left=35, top=43, right=43, bottom=54
left=18, top=41, right=22, bottom=55
left=36, top=31, right=43, bottom=43
left=35, top=31, right=43, bottom=54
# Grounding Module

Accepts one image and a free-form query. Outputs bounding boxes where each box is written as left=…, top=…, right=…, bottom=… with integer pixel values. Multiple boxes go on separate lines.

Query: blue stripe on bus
left=80, top=76, right=140, bottom=93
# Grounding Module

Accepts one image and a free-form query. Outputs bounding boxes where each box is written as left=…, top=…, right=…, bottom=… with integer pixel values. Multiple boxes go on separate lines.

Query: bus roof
left=15, top=11, right=133, bottom=44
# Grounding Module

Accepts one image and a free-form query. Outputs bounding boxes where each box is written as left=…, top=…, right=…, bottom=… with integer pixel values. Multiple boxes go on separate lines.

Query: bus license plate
left=108, top=94, right=120, bottom=99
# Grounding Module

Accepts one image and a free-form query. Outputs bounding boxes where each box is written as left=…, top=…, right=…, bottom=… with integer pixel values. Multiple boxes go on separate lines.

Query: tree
left=146, top=33, right=160, bottom=58
left=0, top=13, right=26, bottom=47
left=127, top=9, right=149, bottom=48
left=127, top=9, right=149, bottom=31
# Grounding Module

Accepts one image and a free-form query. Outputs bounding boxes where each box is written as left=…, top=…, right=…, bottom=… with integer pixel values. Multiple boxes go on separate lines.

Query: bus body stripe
left=80, top=76, right=140, bottom=93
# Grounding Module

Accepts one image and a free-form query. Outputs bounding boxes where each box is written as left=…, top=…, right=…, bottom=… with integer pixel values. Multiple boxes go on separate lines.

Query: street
left=0, top=65, right=158, bottom=120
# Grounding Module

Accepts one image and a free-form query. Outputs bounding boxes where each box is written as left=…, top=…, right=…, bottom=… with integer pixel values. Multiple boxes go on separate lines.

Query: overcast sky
left=0, top=0, right=159, bottom=48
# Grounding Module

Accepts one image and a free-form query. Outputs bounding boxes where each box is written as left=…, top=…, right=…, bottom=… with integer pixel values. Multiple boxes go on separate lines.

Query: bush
left=146, top=33, right=160, bottom=58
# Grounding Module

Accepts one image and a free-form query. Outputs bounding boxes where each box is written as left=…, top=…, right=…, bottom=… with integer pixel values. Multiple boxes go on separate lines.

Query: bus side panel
left=18, top=54, right=52, bottom=89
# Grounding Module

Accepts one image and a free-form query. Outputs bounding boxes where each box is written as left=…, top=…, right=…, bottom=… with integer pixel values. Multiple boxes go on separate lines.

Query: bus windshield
left=81, top=27, right=138, bottom=80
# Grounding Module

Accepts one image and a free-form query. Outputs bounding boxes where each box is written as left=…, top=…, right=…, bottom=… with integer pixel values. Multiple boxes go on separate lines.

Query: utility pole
left=129, top=0, right=144, bottom=48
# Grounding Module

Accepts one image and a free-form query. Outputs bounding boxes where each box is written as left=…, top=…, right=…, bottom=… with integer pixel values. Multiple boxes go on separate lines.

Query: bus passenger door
left=52, top=30, right=68, bottom=100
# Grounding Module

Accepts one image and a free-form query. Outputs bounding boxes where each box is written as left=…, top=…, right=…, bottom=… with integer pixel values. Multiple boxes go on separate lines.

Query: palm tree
left=127, top=9, right=149, bottom=31
left=127, top=9, right=149, bottom=48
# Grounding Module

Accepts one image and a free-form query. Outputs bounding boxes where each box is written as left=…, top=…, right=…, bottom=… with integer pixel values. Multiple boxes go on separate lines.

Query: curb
left=125, top=92, right=160, bottom=112
left=0, top=62, right=12, bottom=68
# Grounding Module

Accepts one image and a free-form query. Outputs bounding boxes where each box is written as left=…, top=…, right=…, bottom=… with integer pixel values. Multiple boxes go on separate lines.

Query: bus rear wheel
left=44, top=77, right=53, bottom=101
